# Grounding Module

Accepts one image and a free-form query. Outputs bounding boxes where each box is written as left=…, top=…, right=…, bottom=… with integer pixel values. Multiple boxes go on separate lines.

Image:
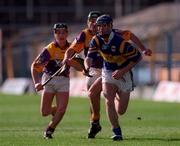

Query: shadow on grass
left=0, top=129, right=40, bottom=132
left=125, top=137, right=180, bottom=142
left=2, top=129, right=180, bottom=142
left=82, top=136, right=180, bottom=142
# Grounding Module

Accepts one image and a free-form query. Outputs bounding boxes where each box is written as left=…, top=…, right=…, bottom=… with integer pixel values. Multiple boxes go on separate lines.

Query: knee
left=40, top=106, right=53, bottom=117
left=117, top=108, right=127, bottom=115
left=41, top=109, right=51, bottom=117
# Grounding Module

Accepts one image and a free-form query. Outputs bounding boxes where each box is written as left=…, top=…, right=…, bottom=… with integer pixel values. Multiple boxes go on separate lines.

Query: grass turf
left=0, top=93, right=180, bottom=146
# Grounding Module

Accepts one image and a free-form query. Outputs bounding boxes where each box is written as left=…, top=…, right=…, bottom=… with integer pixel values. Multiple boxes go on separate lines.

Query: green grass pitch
left=0, top=93, right=180, bottom=146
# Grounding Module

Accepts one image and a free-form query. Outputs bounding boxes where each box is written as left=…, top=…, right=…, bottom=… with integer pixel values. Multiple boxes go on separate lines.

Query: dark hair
left=88, top=11, right=101, bottom=20
left=53, top=23, right=68, bottom=30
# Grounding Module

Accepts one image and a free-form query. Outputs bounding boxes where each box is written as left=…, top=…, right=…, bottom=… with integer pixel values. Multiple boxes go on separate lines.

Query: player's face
left=87, top=18, right=97, bottom=33
left=54, top=28, right=68, bottom=44
left=97, top=23, right=112, bottom=35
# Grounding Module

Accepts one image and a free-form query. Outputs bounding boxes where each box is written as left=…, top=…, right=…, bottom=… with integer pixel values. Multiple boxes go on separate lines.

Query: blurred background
left=0, top=0, right=180, bottom=100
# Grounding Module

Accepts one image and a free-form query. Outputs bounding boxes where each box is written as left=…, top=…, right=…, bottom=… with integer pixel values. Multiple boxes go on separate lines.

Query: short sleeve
left=69, top=32, right=86, bottom=53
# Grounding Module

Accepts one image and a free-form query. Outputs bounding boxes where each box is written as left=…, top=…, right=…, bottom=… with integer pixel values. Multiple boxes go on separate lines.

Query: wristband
left=142, top=50, right=146, bottom=54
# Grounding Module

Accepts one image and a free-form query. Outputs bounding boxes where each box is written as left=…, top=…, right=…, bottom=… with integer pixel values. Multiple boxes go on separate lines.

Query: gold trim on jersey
left=119, top=40, right=127, bottom=54
left=98, top=51, right=126, bottom=64
left=46, top=42, right=67, bottom=60
left=124, top=48, right=137, bottom=57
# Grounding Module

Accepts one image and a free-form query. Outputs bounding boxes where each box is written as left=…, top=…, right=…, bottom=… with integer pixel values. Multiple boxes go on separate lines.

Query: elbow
left=31, top=62, right=35, bottom=72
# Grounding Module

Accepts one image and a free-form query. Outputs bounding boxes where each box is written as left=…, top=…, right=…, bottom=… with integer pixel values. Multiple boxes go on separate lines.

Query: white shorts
left=86, top=67, right=102, bottom=87
left=102, top=69, right=134, bottom=92
left=42, top=73, right=69, bottom=93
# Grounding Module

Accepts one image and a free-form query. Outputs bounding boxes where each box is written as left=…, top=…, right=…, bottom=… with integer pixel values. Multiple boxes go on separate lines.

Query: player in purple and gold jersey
left=86, top=14, right=142, bottom=141
left=62, top=11, right=103, bottom=138
left=31, top=23, right=70, bottom=139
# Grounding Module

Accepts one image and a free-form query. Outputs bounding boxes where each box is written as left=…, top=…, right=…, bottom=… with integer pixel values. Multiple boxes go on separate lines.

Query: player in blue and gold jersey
left=31, top=23, right=70, bottom=139
left=86, top=15, right=142, bottom=141
left=63, top=11, right=151, bottom=139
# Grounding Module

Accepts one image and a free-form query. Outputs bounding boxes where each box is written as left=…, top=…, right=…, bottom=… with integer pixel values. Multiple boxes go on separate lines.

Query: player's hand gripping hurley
left=42, top=55, right=92, bottom=87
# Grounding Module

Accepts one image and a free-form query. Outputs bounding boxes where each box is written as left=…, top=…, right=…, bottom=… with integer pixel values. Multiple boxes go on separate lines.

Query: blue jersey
left=88, top=31, right=141, bottom=71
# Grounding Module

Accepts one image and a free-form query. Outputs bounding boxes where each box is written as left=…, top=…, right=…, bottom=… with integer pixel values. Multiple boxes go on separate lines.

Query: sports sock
left=112, top=127, right=122, bottom=136
left=46, top=126, right=55, bottom=133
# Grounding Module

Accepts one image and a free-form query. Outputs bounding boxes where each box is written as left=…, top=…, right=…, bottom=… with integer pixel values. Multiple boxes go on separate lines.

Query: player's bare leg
left=40, top=91, right=55, bottom=139
left=88, top=77, right=102, bottom=122
left=115, top=91, right=130, bottom=115
left=87, top=77, right=102, bottom=138
left=40, top=91, right=55, bottom=117
left=103, top=82, right=123, bottom=141
left=41, top=91, right=69, bottom=139
left=48, top=92, right=69, bottom=128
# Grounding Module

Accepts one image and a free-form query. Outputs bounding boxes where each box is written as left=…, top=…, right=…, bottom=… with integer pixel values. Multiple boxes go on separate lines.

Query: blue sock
left=112, top=127, right=122, bottom=136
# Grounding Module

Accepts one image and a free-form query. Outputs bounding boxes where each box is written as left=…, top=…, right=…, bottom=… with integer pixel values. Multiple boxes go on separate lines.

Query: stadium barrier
left=1, top=78, right=180, bottom=103
left=0, top=78, right=34, bottom=95
left=69, top=77, right=87, bottom=97
left=153, top=80, right=180, bottom=102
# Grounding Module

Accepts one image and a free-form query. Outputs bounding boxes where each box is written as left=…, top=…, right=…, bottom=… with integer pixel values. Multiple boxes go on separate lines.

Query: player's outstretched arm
left=130, top=33, right=152, bottom=56
left=62, top=48, right=76, bottom=65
